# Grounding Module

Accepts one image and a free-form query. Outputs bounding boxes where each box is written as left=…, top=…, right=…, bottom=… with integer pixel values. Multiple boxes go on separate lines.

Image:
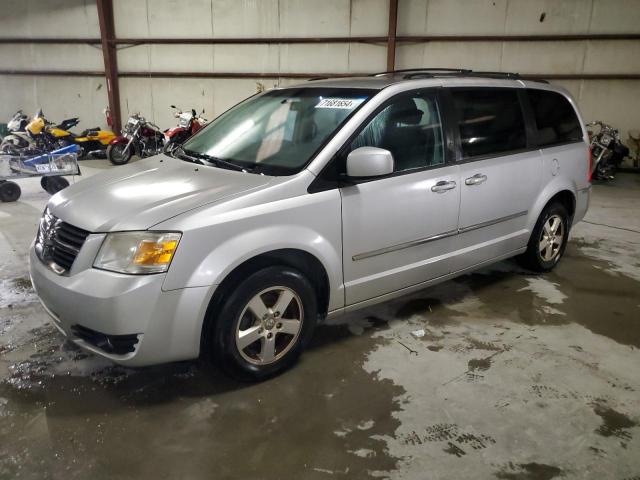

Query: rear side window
left=451, top=88, right=526, bottom=158
left=527, top=89, right=582, bottom=146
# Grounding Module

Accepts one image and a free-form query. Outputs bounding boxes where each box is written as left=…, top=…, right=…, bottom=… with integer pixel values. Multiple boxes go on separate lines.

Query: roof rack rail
left=468, top=71, right=521, bottom=79
left=371, top=67, right=471, bottom=77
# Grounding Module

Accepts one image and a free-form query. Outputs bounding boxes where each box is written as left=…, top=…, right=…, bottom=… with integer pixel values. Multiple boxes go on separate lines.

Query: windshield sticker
left=315, top=98, right=364, bottom=109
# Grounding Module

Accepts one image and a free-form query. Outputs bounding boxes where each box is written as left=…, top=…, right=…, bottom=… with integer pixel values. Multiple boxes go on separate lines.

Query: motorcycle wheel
left=41, top=176, right=70, bottom=195
left=107, top=143, right=132, bottom=165
left=0, top=181, right=21, bottom=202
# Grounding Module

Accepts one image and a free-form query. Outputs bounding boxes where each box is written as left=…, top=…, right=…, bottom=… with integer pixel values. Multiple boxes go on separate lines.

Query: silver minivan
left=30, top=70, right=591, bottom=380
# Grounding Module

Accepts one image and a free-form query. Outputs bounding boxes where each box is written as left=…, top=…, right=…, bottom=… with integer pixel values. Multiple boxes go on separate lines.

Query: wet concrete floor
left=1, top=163, right=639, bottom=479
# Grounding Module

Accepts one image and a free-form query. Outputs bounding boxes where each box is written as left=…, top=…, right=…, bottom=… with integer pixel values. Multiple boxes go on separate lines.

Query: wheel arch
left=529, top=180, right=577, bottom=232
left=199, top=248, right=331, bottom=356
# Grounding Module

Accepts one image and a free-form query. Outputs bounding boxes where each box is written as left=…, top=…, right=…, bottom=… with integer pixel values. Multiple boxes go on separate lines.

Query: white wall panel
left=351, top=0, right=390, bottom=36
left=279, top=44, right=350, bottom=73
left=279, top=0, right=351, bottom=36
left=112, top=0, right=150, bottom=38
left=0, top=44, right=102, bottom=71
left=589, top=0, right=640, bottom=33
left=396, top=42, right=503, bottom=71
left=212, top=0, right=280, bottom=37
left=583, top=40, right=640, bottom=74
left=348, top=43, right=387, bottom=73
left=504, top=0, right=592, bottom=34
left=0, top=0, right=99, bottom=38
left=146, top=0, right=213, bottom=38
left=501, top=41, right=586, bottom=74
left=424, top=0, right=508, bottom=35
left=213, top=44, right=279, bottom=73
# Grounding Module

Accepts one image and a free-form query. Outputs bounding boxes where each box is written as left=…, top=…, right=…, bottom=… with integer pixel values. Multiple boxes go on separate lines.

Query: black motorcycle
left=587, top=121, right=629, bottom=181
left=107, top=113, right=164, bottom=165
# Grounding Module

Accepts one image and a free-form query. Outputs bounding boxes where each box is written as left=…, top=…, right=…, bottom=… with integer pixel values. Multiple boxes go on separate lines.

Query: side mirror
left=346, top=147, right=394, bottom=179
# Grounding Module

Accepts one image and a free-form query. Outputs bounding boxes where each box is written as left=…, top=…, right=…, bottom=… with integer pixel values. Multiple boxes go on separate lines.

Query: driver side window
left=348, top=91, right=444, bottom=172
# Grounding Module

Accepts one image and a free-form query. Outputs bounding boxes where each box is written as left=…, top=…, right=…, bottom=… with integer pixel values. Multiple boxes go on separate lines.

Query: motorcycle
left=107, top=113, right=164, bottom=165
left=587, top=121, right=630, bottom=180
left=1, top=109, right=115, bottom=158
left=46, top=115, right=116, bottom=158
left=162, top=105, right=207, bottom=155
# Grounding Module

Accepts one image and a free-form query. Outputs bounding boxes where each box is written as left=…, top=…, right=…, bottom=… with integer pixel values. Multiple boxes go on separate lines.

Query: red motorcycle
left=107, top=113, right=164, bottom=165
left=163, top=106, right=207, bottom=155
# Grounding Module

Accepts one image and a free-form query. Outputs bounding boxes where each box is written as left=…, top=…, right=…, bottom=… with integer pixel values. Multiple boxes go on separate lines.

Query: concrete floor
left=1, top=161, right=639, bottom=480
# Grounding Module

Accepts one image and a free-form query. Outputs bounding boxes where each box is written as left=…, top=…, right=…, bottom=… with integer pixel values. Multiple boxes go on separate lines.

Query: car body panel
left=48, top=155, right=274, bottom=232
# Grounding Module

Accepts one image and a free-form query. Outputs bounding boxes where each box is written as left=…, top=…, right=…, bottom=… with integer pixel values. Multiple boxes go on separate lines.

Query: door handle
left=465, top=173, right=487, bottom=186
left=431, top=180, right=457, bottom=193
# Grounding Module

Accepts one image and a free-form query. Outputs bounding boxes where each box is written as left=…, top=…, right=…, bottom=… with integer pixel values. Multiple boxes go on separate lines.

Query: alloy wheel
left=539, top=214, right=564, bottom=262
left=235, top=286, right=304, bottom=365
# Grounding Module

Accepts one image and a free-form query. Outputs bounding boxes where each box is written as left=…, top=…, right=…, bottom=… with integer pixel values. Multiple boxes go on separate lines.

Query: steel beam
left=2, top=70, right=640, bottom=81
left=386, top=0, right=399, bottom=71
left=96, top=0, right=121, bottom=132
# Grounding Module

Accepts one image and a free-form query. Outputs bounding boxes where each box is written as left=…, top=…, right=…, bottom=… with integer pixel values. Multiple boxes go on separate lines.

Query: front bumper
left=29, top=245, right=212, bottom=367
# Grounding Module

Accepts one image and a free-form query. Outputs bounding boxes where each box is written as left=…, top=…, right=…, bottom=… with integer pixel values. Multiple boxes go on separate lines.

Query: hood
left=49, top=155, right=273, bottom=232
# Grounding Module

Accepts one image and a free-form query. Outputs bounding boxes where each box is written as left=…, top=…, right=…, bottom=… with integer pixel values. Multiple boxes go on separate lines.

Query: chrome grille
left=36, top=208, right=90, bottom=273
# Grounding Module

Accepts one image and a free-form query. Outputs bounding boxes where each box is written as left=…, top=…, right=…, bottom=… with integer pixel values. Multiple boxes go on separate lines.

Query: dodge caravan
left=30, top=69, right=591, bottom=380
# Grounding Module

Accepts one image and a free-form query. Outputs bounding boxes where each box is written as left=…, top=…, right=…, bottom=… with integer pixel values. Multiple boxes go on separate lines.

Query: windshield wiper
left=173, top=146, right=204, bottom=165
left=182, top=149, right=251, bottom=172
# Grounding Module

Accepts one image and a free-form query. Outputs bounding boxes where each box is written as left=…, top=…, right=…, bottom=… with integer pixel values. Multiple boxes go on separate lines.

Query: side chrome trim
left=352, top=229, right=458, bottom=261
left=352, top=210, right=528, bottom=261
left=458, top=210, right=528, bottom=234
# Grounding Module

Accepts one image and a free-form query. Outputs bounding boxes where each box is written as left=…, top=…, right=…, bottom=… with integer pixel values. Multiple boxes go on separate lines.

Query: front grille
left=50, top=222, right=90, bottom=271
left=36, top=209, right=90, bottom=273
left=71, top=324, right=139, bottom=355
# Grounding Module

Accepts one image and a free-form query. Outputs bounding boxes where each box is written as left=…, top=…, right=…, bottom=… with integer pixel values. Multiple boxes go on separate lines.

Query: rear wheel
left=107, top=143, right=132, bottom=165
left=0, top=181, right=21, bottom=202
left=206, top=266, right=318, bottom=381
left=517, top=202, right=570, bottom=272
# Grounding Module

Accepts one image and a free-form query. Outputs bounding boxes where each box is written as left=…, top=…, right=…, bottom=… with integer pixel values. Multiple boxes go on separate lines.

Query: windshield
left=181, top=87, right=375, bottom=175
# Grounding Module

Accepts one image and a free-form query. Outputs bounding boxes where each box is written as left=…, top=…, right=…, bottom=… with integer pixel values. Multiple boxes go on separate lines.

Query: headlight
left=93, top=231, right=181, bottom=274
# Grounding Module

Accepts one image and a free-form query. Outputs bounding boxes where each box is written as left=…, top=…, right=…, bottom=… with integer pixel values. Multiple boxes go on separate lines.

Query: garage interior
left=1, top=1, right=639, bottom=479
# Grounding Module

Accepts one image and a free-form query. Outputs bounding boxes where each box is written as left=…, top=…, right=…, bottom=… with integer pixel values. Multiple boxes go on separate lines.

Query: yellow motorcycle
left=1, top=109, right=116, bottom=158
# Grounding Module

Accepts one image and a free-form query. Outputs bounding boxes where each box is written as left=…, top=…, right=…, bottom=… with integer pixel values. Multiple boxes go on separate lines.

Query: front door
left=339, top=89, right=461, bottom=305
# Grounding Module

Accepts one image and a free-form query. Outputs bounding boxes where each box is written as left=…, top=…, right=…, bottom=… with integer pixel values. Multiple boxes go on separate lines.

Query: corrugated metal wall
left=0, top=0, right=638, bottom=151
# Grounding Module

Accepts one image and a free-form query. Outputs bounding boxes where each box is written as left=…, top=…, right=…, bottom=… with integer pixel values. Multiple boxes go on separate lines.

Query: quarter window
left=527, top=89, right=582, bottom=146
left=348, top=91, right=445, bottom=172
left=451, top=89, right=526, bottom=158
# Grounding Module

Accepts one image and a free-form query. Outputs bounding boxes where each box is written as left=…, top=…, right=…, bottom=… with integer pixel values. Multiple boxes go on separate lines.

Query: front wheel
left=0, top=181, right=21, bottom=202
left=517, top=202, right=570, bottom=272
left=207, top=266, right=318, bottom=381
left=107, top=143, right=132, bottom=165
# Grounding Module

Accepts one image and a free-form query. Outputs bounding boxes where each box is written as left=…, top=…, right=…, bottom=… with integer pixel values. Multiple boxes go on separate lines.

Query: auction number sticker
left=315, top=98, right=364, bottom=109
left=35, top=164, right=52, bottom=173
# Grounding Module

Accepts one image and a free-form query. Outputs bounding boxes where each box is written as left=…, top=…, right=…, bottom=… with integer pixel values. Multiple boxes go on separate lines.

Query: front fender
left=165, top=225, right=343, bottom=308
left=109, top=136, right=129, bottom=145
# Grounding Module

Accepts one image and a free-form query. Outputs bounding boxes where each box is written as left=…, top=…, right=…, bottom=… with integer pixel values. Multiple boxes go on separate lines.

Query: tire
left=0, top=181, right=21, bottom=202
left=517, top=202, right=570, bottom=272
left=41, top=176, right=69, bottom=195
left=206, top=266, right=318, bottom=381
left=107, top=143, right=132, bottom=165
